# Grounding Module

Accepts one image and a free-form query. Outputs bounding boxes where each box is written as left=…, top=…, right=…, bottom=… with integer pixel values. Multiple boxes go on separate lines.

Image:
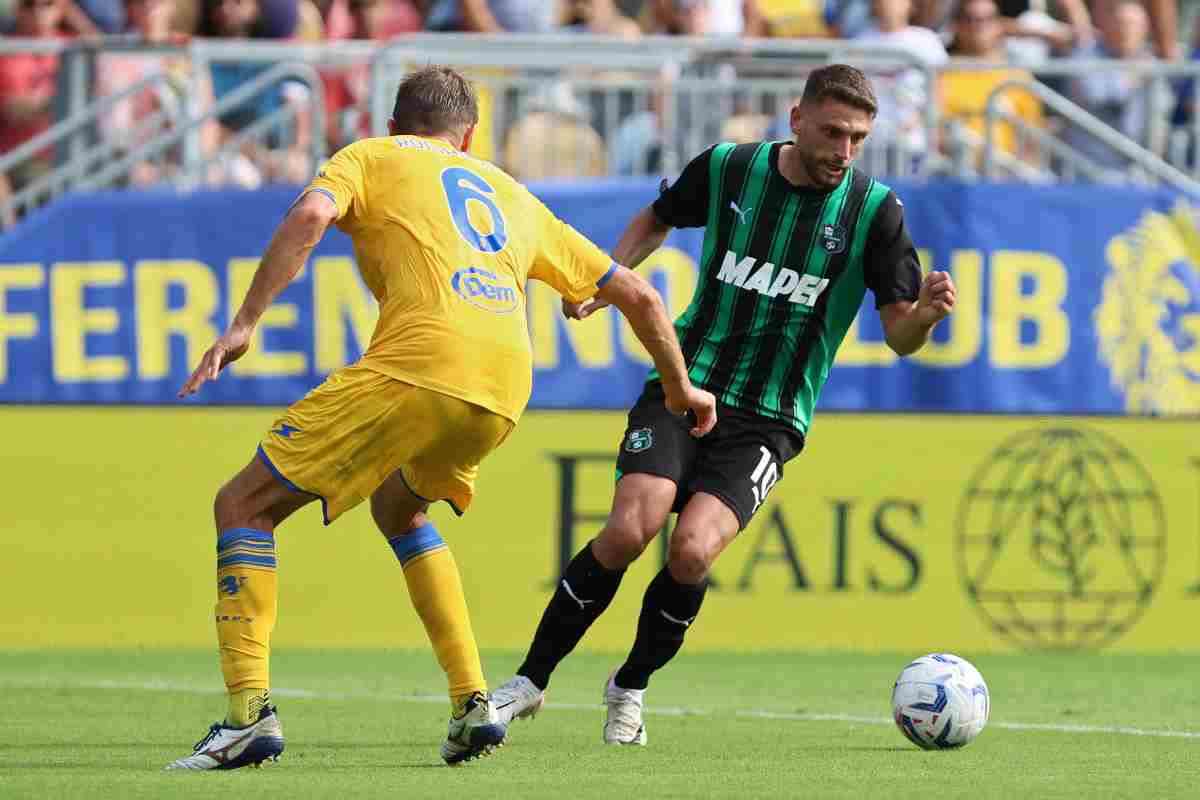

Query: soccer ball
left=891, top=653, right=990, bottom=750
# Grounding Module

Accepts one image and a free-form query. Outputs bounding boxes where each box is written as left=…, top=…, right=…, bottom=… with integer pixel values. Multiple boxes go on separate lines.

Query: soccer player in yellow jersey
left=167, top=66, right=716, bottom=770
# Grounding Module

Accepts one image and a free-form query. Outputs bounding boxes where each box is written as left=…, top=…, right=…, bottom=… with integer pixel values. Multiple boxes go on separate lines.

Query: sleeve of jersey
left=303, top=143, right=368, bottom=224
left=529, top=211, right=617, bottom=304
left=862, top=192, right=922, bottom=309
left=650, top=146, right=713, bottom=228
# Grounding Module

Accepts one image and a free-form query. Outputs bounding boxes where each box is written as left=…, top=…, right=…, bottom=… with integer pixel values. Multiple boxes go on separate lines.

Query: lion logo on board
left=1095, top=201, right=1200, bottom=414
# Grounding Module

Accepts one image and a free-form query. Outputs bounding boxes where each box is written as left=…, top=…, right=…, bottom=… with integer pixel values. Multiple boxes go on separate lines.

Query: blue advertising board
left=0, top=178, right=1197, bottom=414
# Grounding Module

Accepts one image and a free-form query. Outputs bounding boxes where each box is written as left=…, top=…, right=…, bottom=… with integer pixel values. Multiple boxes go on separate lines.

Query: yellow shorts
left=257, top=364, right=514, bottom=524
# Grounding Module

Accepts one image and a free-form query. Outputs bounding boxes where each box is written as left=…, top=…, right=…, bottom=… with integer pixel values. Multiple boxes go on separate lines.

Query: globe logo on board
left=955, top=428, right=1165, bottom=650
left=1095, top=201, right=1200, bottom=415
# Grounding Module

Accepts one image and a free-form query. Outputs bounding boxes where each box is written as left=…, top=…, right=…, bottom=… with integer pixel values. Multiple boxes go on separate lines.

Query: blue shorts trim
left=256, top=445, right=332, bottom=526
left=396, top=469, right=465, bottom=518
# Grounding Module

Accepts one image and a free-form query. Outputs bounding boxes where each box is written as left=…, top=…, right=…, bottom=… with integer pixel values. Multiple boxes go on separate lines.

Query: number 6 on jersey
left=441, top=166, right=509, bottom=254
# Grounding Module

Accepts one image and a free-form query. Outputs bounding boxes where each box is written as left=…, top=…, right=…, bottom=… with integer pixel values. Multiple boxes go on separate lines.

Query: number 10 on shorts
left=749, top=445, right=779, bottom=513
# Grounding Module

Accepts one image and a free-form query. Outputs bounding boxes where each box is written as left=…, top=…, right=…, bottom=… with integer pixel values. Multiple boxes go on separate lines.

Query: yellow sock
left=228, top=688, right=271, bottom=727
left=388, top=524, right=487, bottom=704
left=215, top=528, right=278, bottom=722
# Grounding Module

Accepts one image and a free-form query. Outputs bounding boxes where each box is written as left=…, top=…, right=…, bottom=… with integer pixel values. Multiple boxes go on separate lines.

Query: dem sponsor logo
left=451, top=267, right=518, bottom=314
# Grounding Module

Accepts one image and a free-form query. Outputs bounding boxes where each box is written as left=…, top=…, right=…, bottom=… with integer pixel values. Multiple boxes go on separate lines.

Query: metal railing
left=74, top=61, right=326, bottom=192
left=367, top=35, right=946, bottom=179
left=982, top=76, right=1200, bottom=195
left=6, top=34, right=1200, bottom=226
left=0, top=39, right=330, bottom=221
left=0, top=69, right=185, bottom=218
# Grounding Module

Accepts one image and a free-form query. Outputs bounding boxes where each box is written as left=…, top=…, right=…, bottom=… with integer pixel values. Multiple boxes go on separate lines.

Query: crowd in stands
left=1, top=0, right=1198, bottom=224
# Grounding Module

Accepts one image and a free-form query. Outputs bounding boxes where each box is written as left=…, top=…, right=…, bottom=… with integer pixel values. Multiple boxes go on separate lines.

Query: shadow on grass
left=826, top=746, right=921, bottom=752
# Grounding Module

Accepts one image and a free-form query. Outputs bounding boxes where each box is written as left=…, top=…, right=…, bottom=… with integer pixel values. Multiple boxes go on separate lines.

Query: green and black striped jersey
left=649, top=140, right=921, bottom=437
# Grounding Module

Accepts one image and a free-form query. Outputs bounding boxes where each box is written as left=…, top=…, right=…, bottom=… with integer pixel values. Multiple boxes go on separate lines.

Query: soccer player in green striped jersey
left=492, top=65, right=957, bottom=745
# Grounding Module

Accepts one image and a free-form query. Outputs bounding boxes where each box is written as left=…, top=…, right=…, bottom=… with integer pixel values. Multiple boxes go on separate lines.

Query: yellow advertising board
left=2, top=408, right=1196, bottom=652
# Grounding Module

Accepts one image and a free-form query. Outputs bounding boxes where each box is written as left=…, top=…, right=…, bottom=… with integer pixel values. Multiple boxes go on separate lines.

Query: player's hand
left=915, top=270, right=956, bottom=324
left=178, top=325, right=253, bottom=398
left=664, top=382, right=717, bottom=438
left=562, top=296, right=611, bottom=320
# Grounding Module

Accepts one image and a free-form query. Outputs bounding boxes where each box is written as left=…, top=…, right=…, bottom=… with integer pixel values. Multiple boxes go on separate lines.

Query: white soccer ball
left=891, top=653, right=990, bottom=750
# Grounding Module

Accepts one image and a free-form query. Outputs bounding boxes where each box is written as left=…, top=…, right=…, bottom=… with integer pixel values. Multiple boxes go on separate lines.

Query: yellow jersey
left=306, top=135, right=616, bottom=423
left=939, top=67, right=1043, bottom=157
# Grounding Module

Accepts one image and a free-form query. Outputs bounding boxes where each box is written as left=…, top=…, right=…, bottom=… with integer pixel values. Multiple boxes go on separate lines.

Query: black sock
left=517, top=541, right=626, bottom=691
left=614, top=567, right=707, bottom=691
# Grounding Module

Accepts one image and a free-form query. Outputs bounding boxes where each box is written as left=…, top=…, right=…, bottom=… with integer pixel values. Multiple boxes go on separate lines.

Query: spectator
left=319, top=0, right=420, bottom=39
left=560, top=0, right=640, bottom=36
left=502, top=81, right=606, bottom=180
left=910, top=0, right=1089, bottom=54
left=609, top=89, right=664, bottom=174
left=995, top=0, right=1090, bottom=66
left=1143, top=0, right=1180, bottom=59
left=1090, top=0, right=1178, bottom=59
left=0, top=0, right=66, bottom=200
left=250, top=0, right=295, bottom=35
left=202, top=0, right=313, bottom=186
left=0, top=171, right=15, bottom=229
left=641, top=0, right=714, bottom=34
left=708, top=0, right=767, bottom=36
left=294, top=0, right=325, bottom=38
left=1065, top=0, right=1167, bottom=171
left=826, top=0, right=875, bottom=37
left=322, top=0, right=393, bottom=148
left=852, top=0, right=947, bottom=169
left=1168, top=12, right=1200, bottom=163
left=424, top=0, right=556, bottom=32
left=755, top=0, right=831, bottom=36
left=855, top=0, right=948, bottom=63
left=3, top=0, right=102, bottom=31
left=95, top=0, right=219, bottom=186
left=73, top=0, right=124, bottom=31
left=940, top=0, right=1044, bottom=162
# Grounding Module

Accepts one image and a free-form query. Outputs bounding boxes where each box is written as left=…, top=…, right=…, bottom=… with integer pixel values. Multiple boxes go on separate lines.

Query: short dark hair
left=391, top=66, right=479, bottom=138
left=800, top=64, right=878, bottom=117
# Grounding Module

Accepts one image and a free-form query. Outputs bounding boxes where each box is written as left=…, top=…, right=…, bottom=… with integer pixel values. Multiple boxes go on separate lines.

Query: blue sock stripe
left=219, top=546, right=275, bottom=562
left=388, top=523, right=446, bottom=567
left=217, top=528, right=275, bottom=553
left=217, top=553, right=278, bottom=569
left=219, top=542, right=275, bottom=555
left=218, top=540, right=275, bottom=553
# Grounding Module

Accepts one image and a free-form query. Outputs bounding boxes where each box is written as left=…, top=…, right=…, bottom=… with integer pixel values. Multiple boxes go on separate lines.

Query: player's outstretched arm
left=178, top=192, right=337, bottom=397
left=598, top=267, right=716, bottom=437
left=879, top=270, right=957, bottom=356
left=613, top=204, right=673, bottom=272
left=562, top=204, right=672, bottom=320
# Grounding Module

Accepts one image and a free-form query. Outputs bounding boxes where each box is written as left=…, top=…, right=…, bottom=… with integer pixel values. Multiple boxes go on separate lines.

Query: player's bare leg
left=166, top=457, right=312, bottom=771
left=495, top=475, right=676, bottom=728
left=370, top=471, right=505, bottom=764
left=591, top=474, right=679, bottom=570
left=604, top=492, right=739, bottom=745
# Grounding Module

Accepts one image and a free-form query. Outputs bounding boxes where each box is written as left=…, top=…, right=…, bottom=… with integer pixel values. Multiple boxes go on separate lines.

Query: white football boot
left=490, top=675, right=545, bottom=728
left=602, top=671, right=647, bottom=746
left=441, top=691, right=507, bottom=765
left=165, top=706, right=284, bottom=770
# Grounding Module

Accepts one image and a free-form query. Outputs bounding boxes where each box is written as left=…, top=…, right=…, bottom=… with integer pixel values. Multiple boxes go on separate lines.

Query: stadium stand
left=4, top=0, right=1200, bottom=228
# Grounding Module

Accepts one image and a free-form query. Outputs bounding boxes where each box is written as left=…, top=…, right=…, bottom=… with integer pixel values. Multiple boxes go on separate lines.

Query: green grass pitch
left=2, top=649, right=1197, bottom=799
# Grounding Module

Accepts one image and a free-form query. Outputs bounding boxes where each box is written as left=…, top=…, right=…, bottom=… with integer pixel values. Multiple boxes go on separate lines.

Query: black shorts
left=614, top=381, right=805, bottom=530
